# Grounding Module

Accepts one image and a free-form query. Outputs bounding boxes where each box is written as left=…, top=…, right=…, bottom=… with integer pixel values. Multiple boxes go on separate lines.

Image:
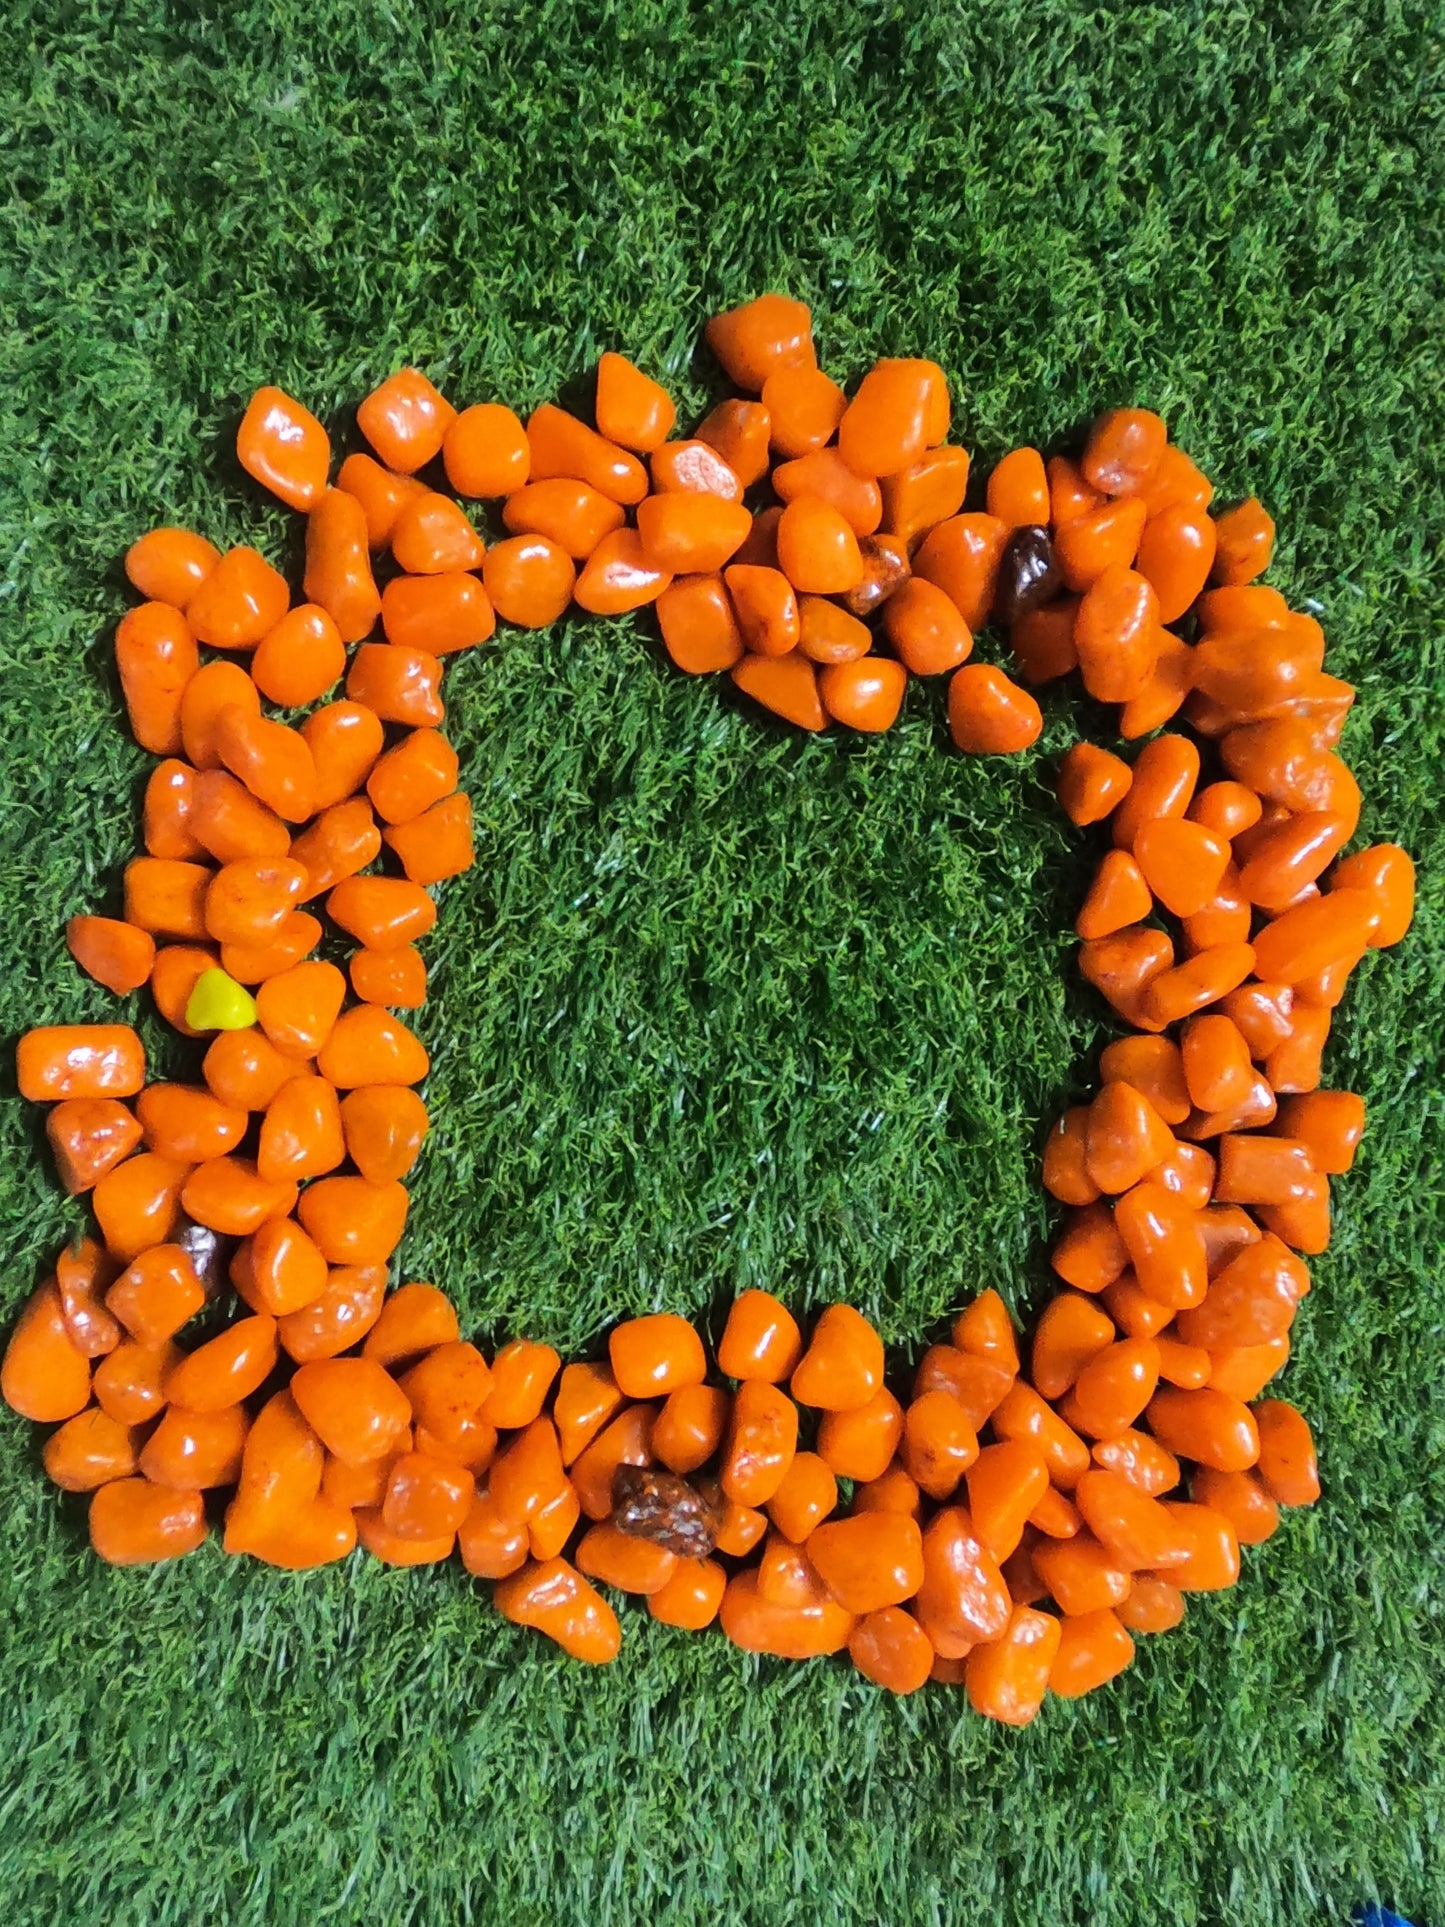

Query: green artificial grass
left=1, top=1, right=1443, bottom=1920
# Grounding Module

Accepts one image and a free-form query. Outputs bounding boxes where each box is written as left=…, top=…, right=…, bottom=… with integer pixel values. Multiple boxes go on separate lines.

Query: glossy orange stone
left=1252, top=1398, right=1320, bottom=1505
left=705, top=294, right=814, bottom=392
left=1210, top=497, right=1275, bottom=585
left=291, top=1355, right=412, bottom=1465
left=837, top=358, right=948, bottom=478
left=947, top=664, right=1042, bottom=755
left=44, top=1406, right=139, bottom=1492
left=90, top=1480, right=206, bottom=1566
left=1056, top=742, right=1133, bottom=826
left=357, top=369, right=456, bottom=474
left=775, top=497, right=864, bottom=596
left=966, top=1604, right=1062, bottom=1725
left=302, top=701, right=386, bottom=810
left=336, top=453, right=427, bottom=549
left=443, top=403, right=530, bottom=498
left=237, top=386, right=330, bottom=511
left=332, top=1086, right=429, bottom=1186
left=46, top=1098, right=142, bottom=1196
left=1048, top=1607, right=1135, bottom=1697
left=720, top=1379, right=798, bottom=1506
left=165, top=1313, right=279, bottom=1413
left=125, top=527, right=221, bottom=610
left=141, top=1401, right=249, bottom=1489
left=346, top=643, right=445, bottom=727
left=277, top=1264, right=387, bottom=1364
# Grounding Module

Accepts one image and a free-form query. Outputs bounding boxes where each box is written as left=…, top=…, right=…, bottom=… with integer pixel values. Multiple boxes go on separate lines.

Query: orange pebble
left=166, top=1313, right=279, bottom=1413
left=1047, top=1607, right=1135, bottom=1697
left=458, top=1488, right=531, bottom=1580
left=143, top=760, right=202, bottom=860
left=105, top=1244, right=205, bottom=1349
left=694, top=401, right=773, bottom=488
left=480, top=533, right=576, bottom=628
left=720, top=1379, right=798, bottom=1506
left=46, top=1098, right=142, bottom=1196
left=188, top=546, right=289, bottom=652
left=203, top=1026, right=303, bottom=1110
left=571, top=1402, right=656, bottom=1520
left=819, top=656, right=906, bottom=732
left=140, top=1401, right=249, bottom=1489
left=291, top=1355, right=412, bottom=1465
left=93, top=1152, right=191, bottom=1262
left=966, top=1604, right=1062, bottom=1725
left=302, top=701, right=386, bottom=810
left=1252, top=1399, right=1320, bottom=1505
left=346, top=643, right=444, bottom=727
left=503, top=478, right=625, bottom=560
left=775, top=497, right=864, bottom=595
left=649, top=1557, right=728, bottom=1631
left=1030, top=1292, right=1116, bottom=1401
left=443, top=402, right=530, bottom=498
left=494, top=1556, right=622, bottom=1663
left=913, top=513, right=1009, bottom=631
left=115, top=602, right=199, bottom=756
left=573, top=529, right=673, bottom=615
left=277, top=1265, right=387, bottom=1364
left=553, top=1362, right=626, bottom=1465
left=772, top=448, right=881, bottom=537
left=1211, top=497, right=1275, bottom=586
left=90, top=1480, right=206, bottom=1566
left=63, top=916, right=155, bottom=999
left=1055, top=739, right=1140, bottom=824
left=526, top=402, right=648, bottom=506
left=798, top=596, right=872, bottom=665
left=255, top=959, right=348, bottom=1059
left=882, top=576, right=972, bottom=676
left=880, top=446, right=971, bottom=549
left=44, top=1406, right=140, bottom=1492
left=125, top=527, right=221, bottom=610
left=837, top=359, right=948, bottom=478
left=350, top=945, right=428, bottom=1009
left=215, top=708, right=317, bottom=825
left=237, top=385, right=330, bottom=511
left=947, top=664, right=1041, bottom=755
left=357, top=369, right=456, bottom=474
left=380, top=572, right=495, bottom=655
left=2, top=1279, right=92, bottom=1422
left=595, top=352, right=676, bottom=453
left=606, top=1313, right=705, bottom=1399
left=180, top=660, right=261, bottom=771
left=181, top=1156, right=296, bottom=1238
left=730, top=650, right=825, bottom=730
left=336, top=453, right=427, bottom=549
left=339, top=1085, right=430, bottom=1184
left=965, top=1440, right=1050, bottom=1563
left=481, top=1340, right=562, bottom=1431
left=656, top=573, right=745, bottom=675
left=1082, top=409, right=1167, bottom=496
left=791, top=1304, right=884, bottom=1412
left=705, top=294, right=814, bottom=392
left=1135, top=501, right=1217, bottom=623
left=123, top=857, right=211, bottom=941
left=391, top=491, right=486, bottom=575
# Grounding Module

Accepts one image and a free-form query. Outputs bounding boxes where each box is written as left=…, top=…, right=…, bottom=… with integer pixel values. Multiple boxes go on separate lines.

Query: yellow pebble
left=185, top=967, right=258, bottom=1032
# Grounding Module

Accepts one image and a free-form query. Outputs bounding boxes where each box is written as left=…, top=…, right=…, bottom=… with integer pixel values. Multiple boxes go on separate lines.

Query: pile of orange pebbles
left=4, top=294, right=1417, bottom=1724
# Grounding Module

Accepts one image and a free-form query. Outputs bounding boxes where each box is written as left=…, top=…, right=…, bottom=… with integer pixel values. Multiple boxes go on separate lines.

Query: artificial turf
left=1, top=1, right=1443, bottom=1920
